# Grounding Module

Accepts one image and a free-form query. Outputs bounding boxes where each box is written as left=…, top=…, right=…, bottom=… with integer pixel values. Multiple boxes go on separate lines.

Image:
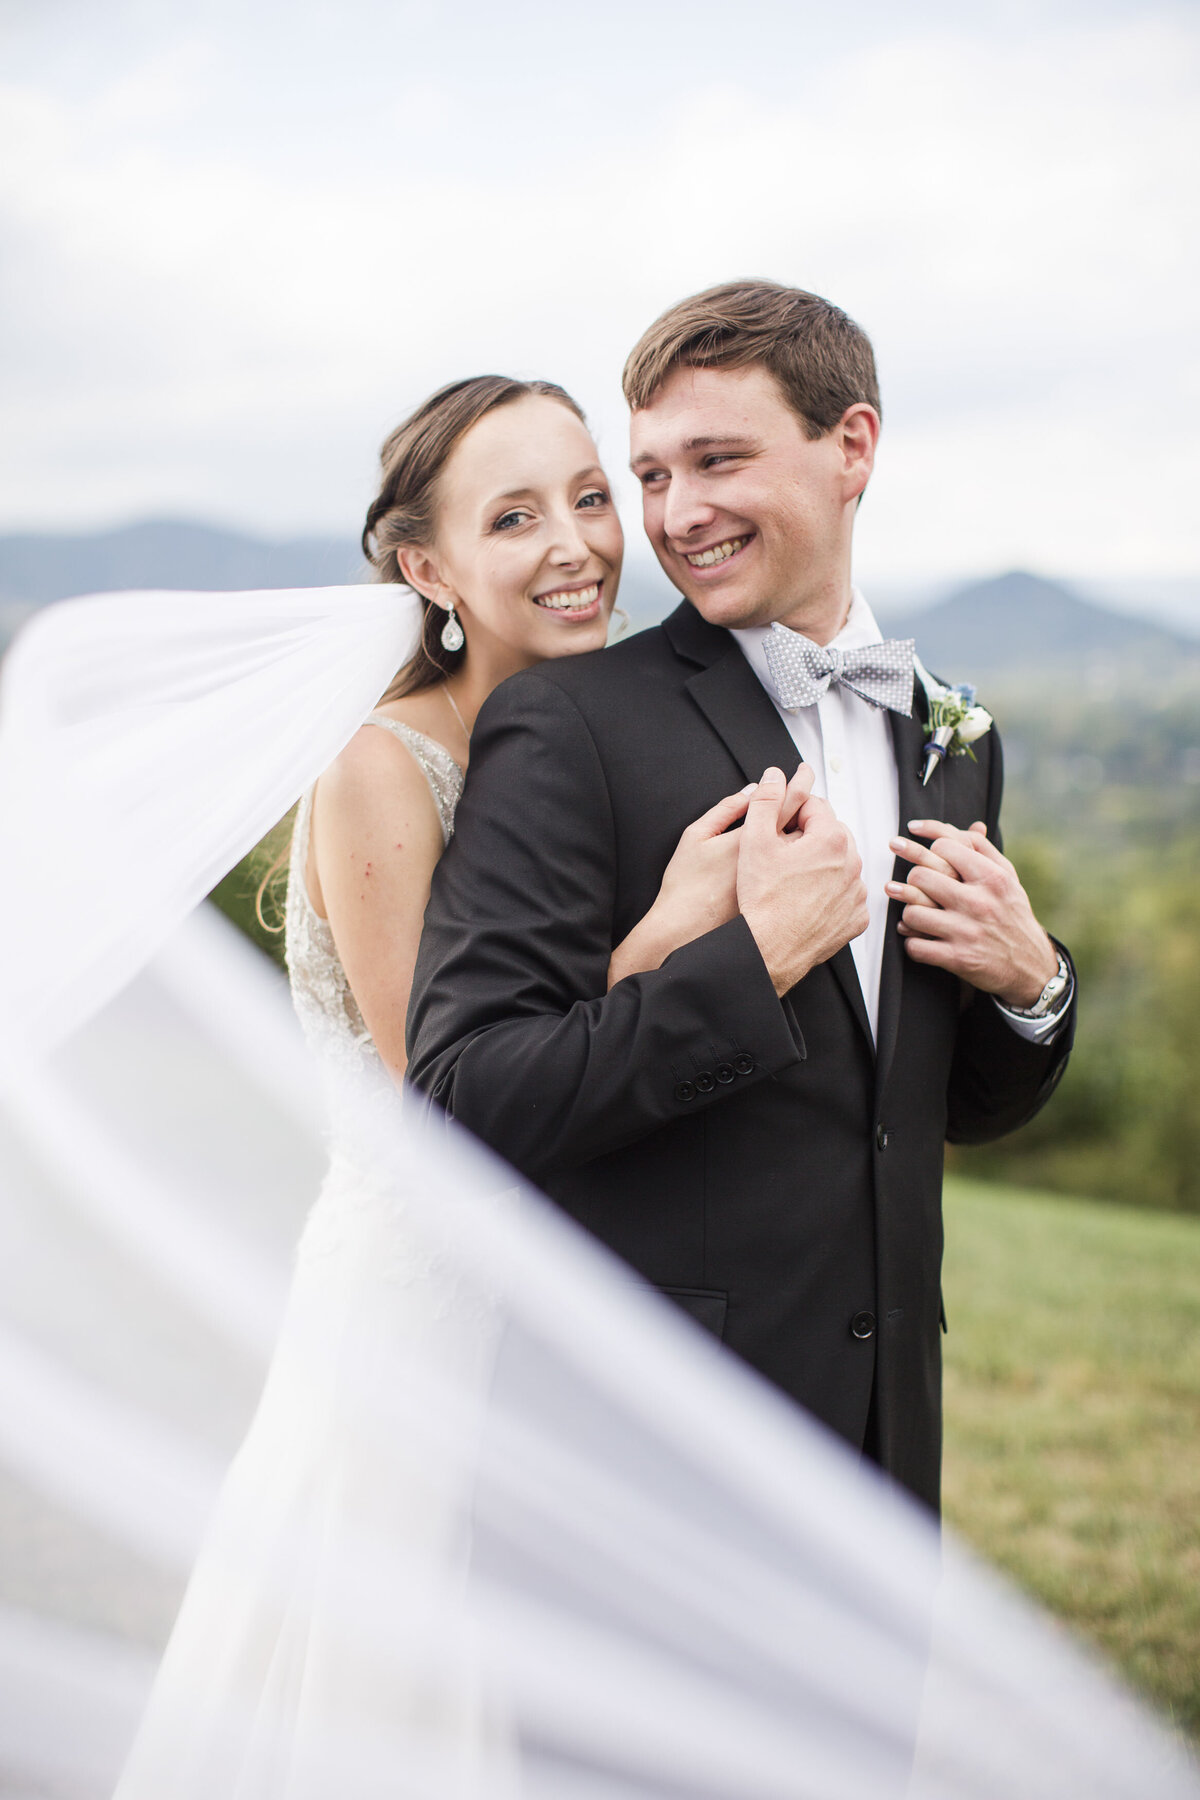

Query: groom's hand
left=886, top=819, right=1058, bottom=1007
left=737, top=766, right=869, bottom=998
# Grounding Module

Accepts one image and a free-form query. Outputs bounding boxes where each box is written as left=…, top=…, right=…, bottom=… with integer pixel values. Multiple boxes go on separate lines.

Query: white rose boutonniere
left=913, top=655, right=994, bottom=786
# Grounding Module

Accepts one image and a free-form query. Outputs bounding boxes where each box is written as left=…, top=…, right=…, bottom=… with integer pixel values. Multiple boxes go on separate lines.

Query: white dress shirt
left=731, top=589, right=1069, bottom=1045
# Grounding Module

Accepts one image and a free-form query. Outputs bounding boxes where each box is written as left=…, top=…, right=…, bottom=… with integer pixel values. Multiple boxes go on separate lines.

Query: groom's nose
left=661, top=474, right=718, bottom=546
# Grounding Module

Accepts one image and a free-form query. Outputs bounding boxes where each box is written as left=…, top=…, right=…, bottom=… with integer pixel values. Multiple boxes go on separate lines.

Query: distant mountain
left=3, top=527, right=1195, bottom=694
left=889, top=570, right=1200, bottom=690
left=0, top=518, right=365, bottom=607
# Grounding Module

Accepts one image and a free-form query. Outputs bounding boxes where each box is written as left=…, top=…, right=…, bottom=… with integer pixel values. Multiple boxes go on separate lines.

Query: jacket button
left=875, top=1124, right=890, bottom=1150
left=733, top=1052, right=755, bottom=1075
left=715, top=1062, right=735, bottom=1084
left=675, top=1080, right=697, bottom=1102
left=851, top=1311, right=876, bottom=1340
left=695, top=1071, right=716, bottom=1093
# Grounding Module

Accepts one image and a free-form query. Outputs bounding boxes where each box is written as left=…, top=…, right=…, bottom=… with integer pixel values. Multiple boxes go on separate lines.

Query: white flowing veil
left=0, top=587, right=1196, bottom=1799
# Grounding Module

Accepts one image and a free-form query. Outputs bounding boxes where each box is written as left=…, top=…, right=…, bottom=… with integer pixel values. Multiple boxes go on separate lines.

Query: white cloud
left=0, top=4, right=1196, bottom=586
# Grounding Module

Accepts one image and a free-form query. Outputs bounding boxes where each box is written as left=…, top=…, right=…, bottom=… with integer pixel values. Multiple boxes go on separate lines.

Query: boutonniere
left=913, top=655, right=994, bottom=786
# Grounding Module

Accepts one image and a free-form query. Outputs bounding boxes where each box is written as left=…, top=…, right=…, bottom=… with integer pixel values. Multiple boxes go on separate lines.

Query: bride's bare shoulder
left=314, top=715, right=443, bottom=824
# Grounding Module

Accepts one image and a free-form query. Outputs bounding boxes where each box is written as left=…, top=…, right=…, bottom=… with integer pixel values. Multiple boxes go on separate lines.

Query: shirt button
left=695, top=1071, right=716, bottom=1093
left=675, top=1080, right=697, bottom=1103
left=829, top=753, right=843, bottom=774
left=733, top=1053, right=755, bottom=1076
left=851, top=1311, right=876, bottom=1340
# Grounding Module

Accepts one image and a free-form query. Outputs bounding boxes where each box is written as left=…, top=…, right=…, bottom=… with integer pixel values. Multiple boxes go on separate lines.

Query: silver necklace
left=442, top=683, right=470, bottom=749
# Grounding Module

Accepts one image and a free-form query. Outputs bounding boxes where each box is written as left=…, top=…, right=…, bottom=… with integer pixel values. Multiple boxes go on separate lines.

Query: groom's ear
left=397, top=544, right=449, bottom=604
left=837, top=404, right=880, bottom=505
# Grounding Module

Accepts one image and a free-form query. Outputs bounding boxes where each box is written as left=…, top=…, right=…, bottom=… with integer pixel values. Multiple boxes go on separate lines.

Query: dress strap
left=363, top=712, right=462, bottom=773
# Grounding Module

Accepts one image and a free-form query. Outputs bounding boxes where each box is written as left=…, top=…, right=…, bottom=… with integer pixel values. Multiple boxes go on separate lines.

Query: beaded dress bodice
left=283, top=715, right=486, bottom=1299
left=284, top=713, right=464, bottom=1082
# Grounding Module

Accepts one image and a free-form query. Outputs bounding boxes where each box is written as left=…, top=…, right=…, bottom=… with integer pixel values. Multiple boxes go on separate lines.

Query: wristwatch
left=1006, top=949, right=1072, bottom=1018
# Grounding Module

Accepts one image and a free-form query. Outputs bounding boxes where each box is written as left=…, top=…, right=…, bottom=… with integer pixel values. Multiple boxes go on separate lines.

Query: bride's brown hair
left=364, top=374, right=586, bottom=702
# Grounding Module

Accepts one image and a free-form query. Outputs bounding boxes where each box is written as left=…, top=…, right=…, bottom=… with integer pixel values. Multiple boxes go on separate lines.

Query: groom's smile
left=683, top=534, right=754, bottom=570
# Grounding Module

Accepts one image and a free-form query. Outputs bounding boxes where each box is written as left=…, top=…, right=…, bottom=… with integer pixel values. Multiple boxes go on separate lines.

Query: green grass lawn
left=942, top=1178, right=1200, bottom=1739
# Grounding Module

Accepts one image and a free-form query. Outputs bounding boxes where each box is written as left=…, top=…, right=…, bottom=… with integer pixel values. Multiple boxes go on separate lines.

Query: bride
left=110, top=373, right=765, bottom=1795
left=292, top=373, right=756, bottom=1089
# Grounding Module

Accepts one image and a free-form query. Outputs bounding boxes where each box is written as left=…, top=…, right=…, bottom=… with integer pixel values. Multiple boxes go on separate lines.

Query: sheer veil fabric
left=0, top=588, right=1196, bottom=1798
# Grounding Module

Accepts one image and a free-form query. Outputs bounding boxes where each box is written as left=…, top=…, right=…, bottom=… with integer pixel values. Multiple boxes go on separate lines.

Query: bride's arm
left=308, top=725, right=446, bottom=1083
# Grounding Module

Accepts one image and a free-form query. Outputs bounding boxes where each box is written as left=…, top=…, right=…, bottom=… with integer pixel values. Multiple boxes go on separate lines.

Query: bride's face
left=418, top=396, right=623, bottom=673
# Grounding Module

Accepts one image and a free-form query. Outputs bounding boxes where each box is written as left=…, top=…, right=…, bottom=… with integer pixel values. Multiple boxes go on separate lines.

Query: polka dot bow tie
left=762, top=623, right=916, bottom=716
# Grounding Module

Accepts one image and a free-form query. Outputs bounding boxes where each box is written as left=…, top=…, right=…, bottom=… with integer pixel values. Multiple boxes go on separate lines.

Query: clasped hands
left=610, top=763, right=1057, bottom=1007
left=610, top=763, right=864, bottom=996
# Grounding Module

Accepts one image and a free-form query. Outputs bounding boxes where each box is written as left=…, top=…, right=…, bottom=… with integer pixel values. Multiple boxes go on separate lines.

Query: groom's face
left=629, top=363, right=866, bottom=635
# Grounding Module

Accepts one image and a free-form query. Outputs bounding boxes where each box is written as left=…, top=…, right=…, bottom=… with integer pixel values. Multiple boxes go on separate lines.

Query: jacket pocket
left=659, top=1286, right=728, bottom=1341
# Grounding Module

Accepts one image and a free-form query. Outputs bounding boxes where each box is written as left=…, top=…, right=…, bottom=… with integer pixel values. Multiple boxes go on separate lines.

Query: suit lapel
left=875, top=681, right=937, bottom=1099
left=683, top=642, right=800, bottom=787
left=667, top=605, right=874, bottom=1053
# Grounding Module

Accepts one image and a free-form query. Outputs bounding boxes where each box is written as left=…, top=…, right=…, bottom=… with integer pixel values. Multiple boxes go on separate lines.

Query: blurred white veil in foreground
left=0, top=588, right=1196, bottom=1800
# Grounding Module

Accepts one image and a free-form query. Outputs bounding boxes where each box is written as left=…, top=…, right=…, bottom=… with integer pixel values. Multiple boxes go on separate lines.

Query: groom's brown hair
left=622, top=279, right=880, bottom=438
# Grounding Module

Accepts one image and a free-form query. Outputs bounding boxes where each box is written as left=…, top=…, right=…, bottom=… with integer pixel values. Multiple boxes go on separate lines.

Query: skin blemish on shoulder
left=364, top=861, right=373, bottom=876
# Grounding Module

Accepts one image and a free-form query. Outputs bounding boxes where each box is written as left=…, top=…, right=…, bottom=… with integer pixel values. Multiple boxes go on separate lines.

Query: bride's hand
left=608, top=781, right=787, bottom=988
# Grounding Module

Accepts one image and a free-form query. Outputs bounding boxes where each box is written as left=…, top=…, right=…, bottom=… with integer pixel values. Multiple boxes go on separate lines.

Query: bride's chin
left=529, top=613, right=611, bottom=654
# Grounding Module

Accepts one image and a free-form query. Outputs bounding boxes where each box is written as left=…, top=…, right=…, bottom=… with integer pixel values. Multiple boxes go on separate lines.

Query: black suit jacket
left=407, top=602, right=1075, bottom=1509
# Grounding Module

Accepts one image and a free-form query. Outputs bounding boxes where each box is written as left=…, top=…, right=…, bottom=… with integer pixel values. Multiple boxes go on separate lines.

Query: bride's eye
left=577, top=489, right=610, bottom=509
left=493, top=510, right=529, bottom=532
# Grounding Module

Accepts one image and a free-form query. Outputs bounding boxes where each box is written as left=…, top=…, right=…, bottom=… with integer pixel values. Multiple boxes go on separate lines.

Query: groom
left=407, top=280, right=1075, bottom=1510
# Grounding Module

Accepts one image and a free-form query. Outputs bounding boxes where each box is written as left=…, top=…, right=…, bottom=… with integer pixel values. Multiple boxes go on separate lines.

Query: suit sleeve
left=945, top=726, right=1077, bottom=1144
left=406, top=671, right=805, bottom=1183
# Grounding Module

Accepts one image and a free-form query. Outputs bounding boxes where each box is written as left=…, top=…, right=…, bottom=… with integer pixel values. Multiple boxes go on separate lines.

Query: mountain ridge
left=2, top=524, right=1197, bottom=689
left=0, top=518, right=366, bottom=606
left=886, top=569, right=1199, bottom=690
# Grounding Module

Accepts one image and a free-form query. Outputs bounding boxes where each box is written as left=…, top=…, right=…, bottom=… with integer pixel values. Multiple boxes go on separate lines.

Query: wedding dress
left=110, top=718, right=514, bottom=1798
left=1, top=587, right=1197, bottom=1799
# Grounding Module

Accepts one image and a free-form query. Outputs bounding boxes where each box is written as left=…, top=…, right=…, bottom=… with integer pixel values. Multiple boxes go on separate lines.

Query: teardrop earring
left=440, top=604, right=465, bottom=653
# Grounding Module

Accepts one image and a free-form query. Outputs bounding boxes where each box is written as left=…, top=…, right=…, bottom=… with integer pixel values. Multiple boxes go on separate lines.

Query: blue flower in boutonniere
left=913, top=656, right=994, bottom=786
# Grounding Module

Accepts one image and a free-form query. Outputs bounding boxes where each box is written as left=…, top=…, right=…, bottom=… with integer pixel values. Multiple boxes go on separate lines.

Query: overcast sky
left=2, top=0, right=1197, bottom=591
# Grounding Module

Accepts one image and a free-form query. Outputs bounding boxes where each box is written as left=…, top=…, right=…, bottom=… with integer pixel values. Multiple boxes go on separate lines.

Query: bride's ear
left=397, top=544, right=450, bottom=606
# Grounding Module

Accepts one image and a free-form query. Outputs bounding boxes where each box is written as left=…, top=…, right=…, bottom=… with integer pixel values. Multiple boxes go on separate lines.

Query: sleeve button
left=850, top=1311, right=876, bottom=1340
left=875, top=1124, right=890, bottom=1151
left=733, top=1053, right=755, bottom=1075
left=694, top=1070, right=716, bottom=1093
left=715, top=1062, right=736, bottom=1084
left=675, top=1080, right=697, bottom=1103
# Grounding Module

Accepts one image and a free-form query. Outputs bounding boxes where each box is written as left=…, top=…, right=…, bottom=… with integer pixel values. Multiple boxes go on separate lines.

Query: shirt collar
left=729, top=586, right=884, bottom=693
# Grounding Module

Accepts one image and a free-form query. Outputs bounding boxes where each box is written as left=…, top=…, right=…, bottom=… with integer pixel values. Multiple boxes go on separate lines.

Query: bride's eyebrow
left=486, top=466, right=607, bottom=506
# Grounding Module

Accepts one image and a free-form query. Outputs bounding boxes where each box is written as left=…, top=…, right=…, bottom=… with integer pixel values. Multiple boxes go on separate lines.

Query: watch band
left=1007, top=950, right=1071, bottom=1019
